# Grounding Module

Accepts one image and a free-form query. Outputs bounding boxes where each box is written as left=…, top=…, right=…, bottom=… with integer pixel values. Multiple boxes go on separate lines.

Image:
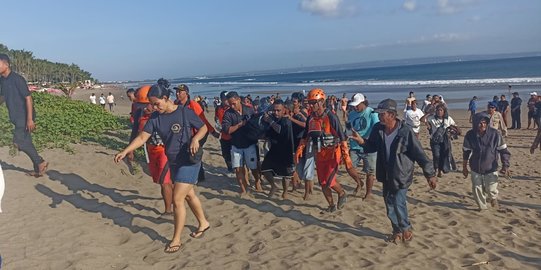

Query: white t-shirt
left=384, top=127, right=399, bottom=162
left=404, top=109, right=425, bottom=133
left=107, top=95, right=115, bottom=104
left=89, top=95, right=96, bottom=104
left=99, top=96, right=106, bottom=105
left=427, top=116, right=456, bottom=136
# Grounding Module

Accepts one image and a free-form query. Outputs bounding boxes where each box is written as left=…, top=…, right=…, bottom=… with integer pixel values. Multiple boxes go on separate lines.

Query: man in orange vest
left=295, top=88, right=352, bottom=212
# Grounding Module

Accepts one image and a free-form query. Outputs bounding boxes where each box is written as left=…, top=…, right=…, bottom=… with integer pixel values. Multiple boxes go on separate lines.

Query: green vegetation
left=0, top=92, right=125, bottom=153
left=0, top=43, right=95, bottom=84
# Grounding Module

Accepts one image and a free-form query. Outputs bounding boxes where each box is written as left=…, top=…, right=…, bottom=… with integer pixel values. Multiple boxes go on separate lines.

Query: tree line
left=0, top=43, right=95, bottom=84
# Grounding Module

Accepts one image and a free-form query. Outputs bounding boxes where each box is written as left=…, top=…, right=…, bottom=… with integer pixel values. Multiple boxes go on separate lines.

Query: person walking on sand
left=0, top=54, right=48, bottom=177
left=463, top=113, right=511, bottom=210
left=128, top=85, right=174, bottom=218
left=261, top=100, right=296, bottom=199
left=107, top=92, right=115, bottom=112
left=222, top=91, right=263, bottom=196
left=510, top=92, right=522, bottom=129
left=497, top=95, right=510, bottom=128
left=486, top=102, right=507, bottom=137
left=295, top=88, right=351, bottom=213
left=346, top=93, right=379, bottom=199
left=99, top=93, right=106, bottom=109
left=527, top=92, right=538, bottom=129
left=467, top=96, right=478, bottom=123
left=404, top=100, right=424, bottom=139
left=89, top=93, right=97, bottom=104
left=340, top=93, right=349, bottom=120
left=115, top=84, right=210, bottom=253
left=354, top=99, right=436, bottom=243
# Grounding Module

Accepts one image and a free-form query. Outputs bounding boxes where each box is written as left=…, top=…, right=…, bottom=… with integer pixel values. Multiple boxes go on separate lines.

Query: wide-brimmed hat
left=374, top=99, right=398, bottom=113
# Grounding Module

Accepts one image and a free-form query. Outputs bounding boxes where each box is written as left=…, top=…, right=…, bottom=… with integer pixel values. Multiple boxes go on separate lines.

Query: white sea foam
left=192, top=77, right=541, bottom=87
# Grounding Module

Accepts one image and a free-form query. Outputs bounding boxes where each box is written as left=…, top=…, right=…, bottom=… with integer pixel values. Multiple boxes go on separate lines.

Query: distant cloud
left=437, top=0, right=479, bottom=14
left=353, top=33, right=469, bottom=49
left=403, top=0, right=417, bottom=12
left=299, top=0, right=356, bottom=17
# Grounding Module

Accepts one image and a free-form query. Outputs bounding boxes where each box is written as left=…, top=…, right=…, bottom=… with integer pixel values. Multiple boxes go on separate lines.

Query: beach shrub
left=0, top=92, right=124, bottom=152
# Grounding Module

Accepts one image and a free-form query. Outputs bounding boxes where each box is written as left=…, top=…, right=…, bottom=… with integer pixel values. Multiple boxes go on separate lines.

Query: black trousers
left=13, top=126, right=44, bottom=172
left=219, top=139, right=233, bottom=171
left=511, top=109, right=521, bottom=129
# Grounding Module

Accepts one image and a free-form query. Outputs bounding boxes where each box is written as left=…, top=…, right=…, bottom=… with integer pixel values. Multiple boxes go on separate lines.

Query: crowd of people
left=1, top=50, right=540, bottom=254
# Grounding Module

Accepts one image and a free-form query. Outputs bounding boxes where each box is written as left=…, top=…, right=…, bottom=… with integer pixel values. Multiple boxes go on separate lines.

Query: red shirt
left=215, top=105, right=231, bottom=140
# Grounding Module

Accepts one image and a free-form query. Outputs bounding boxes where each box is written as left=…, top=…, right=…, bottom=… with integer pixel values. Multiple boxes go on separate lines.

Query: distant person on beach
left=89, top=93, right=97, bottom=104
left=128, top=85, right=173, bottom=218
left=340, top=93, right=348, bottom=120
left=107, top=92, right=115, bottom=112
left=527, top=92, right=538, bottom=129
left=510, top=92, right=522, bottom=129
left=404, top=100, right=424, bottom=139
left=115, top=84, right=210, bottom=254
left=421, top=94, right=432, bottom=113
left=261, top=100, right=295, bottom=199
left=347, top=93, right=379, bottom=199
left=222, top=91, right=263, bottom=195
left=463, top=113, right=511, bottom=210
left=355, top=98, right=436, bottom=243
left=295, top=88, right=351, bottom=213
left=215, top=91, right=234, bottom=174
left=535, top=94, right=541, bottom=129
left=486, top=102, right=507, bottom=137
left=404, top=91, right=416, bottom=111
left=99, top=93, right=106, bottom=109
left=0, top=53, right=48, bottom=177
left=497, top=95, right=510, bottom=127
left=467, top=96, right=478, bottom=123
left=422, top=104, right=458, bottom=177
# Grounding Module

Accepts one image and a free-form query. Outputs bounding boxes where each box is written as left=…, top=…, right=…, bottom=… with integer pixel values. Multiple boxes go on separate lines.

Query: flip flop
left=164, top=243, right=183, bottom=253
left=190, top=226, right=210, bottom=238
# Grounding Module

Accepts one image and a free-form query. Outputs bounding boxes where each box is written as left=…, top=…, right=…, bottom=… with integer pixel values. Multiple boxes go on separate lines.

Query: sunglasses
left=307, top=100, right=319, bottom=105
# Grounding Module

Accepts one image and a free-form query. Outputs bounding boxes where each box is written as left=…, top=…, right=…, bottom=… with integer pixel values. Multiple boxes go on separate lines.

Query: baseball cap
left=219, top=91, right=229, bottom=100
left=374, top=99, right=398, bottom=113
left=530, top=92, right=538, bottom=96
left=512, top=92, right=519, bottom=95
left=488, top=101, right=497, bottom=108
left=173, top=84, right=189, bottom=93
left=348, top=93, right=366, bottom=106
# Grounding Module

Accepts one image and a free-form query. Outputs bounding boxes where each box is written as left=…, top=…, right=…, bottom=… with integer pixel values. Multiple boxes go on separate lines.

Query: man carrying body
left=463, top=113, right=511, bottom=210
left=347, top=93, right=379, bottom=199
left=354, top=99, right=436, bottom=242
left=222, top=91, right=262, bottom=195
left=0, top=54, right=48, bottom=177
left=261, top=100, right=295, bottom=199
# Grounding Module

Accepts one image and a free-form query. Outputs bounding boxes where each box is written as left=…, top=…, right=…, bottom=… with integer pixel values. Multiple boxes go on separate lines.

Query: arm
left=496, top=134, right=511, bottom=175
left=114, top=131, right=151, bottom=162
left=25, top=95, right=36, bottom=132
left=462, top=134, right=472, bottom=178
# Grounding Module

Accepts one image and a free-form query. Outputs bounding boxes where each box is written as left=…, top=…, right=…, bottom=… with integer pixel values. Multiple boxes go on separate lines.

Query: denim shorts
left=171, top=162, right=201, bottom=184
left=350, top=149, right=376, bottom=174
left=231, top=144, right=258, bottom=170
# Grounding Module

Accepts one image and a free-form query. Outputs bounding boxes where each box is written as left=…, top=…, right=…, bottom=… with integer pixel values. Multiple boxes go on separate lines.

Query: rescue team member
left=295, top=88, right=351, bottom=213
left=115, top=84, right=210, bottom=254
left=129, top=85, right=173, bottom=218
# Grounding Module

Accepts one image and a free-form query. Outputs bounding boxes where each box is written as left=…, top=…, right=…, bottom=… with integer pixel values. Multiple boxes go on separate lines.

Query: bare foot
left=353, top=185, right=361, bottom=196
left=303, top=193, right=309, bottom=200
left=281, top=192, right=288, bottom=199
left=363, top=193, right=372, bottom=201
left=255, top=182, right=264, bottom=193
left=268, top=185, right=277, bottom=198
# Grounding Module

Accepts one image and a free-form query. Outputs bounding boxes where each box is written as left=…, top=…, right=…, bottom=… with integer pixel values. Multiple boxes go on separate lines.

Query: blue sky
left=2, top=0, right=540, bottom=81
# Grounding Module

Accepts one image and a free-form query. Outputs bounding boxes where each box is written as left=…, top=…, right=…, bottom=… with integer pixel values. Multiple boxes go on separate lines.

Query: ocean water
left=129, top=56, right=541, bottom=110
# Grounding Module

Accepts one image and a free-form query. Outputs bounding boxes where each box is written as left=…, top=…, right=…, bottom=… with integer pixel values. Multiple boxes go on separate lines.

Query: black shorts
left=528, top=111, right=536, bottom=119
left=261, top=157, right=293, bottom=177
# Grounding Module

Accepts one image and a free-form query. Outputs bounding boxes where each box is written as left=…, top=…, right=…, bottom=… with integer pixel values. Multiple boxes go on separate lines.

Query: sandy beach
left=0, top=86, right=540, bottom=269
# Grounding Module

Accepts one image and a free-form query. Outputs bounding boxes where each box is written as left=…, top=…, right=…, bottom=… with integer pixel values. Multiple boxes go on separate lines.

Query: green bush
left=0, top=92, right=125, bottom=152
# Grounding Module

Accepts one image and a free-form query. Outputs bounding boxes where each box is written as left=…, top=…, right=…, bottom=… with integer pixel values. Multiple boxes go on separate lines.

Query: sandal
left=402, top=230, right=413, bottom=241
left=164, top=243, right=183, bottom=253
left=190, top=226, right=210, bottom=238
left=387, top=233, right=402, bottom=244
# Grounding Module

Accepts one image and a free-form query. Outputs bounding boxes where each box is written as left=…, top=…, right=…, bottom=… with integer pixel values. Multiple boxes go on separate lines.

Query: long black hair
left=147, top=84, right=171, bottom=99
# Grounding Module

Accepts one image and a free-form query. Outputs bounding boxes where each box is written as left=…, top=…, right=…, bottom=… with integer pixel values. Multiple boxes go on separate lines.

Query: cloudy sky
left=2, top=0, right=540, bottom=81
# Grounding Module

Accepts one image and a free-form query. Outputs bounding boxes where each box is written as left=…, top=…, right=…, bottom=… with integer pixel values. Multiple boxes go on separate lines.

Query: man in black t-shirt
left=222, top=91, right=262, bottom=195
left=0, top=54, right=48, bottom=177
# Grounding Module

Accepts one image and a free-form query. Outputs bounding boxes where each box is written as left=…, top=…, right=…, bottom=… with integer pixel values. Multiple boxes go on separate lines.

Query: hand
left=26, top=119, right=36, bottom=132
left=348, top=131, right=363, bottom=144
left=127, top=151, right=134, bottom=161
left=295, top=148, right=303, bottom=164
left=190, top=139, right=200, bottom=155
left=212, top=130, right=220, bottom=138
left=114, top=152, right=126, bottom=163
left=427, top=176, right=437, bottom=190
left=462, top=167, right=469, bottom=178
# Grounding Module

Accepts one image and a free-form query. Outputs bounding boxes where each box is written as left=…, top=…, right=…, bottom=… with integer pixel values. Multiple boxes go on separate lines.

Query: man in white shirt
left=404, top=100, right=424, bottom=138
left=107, top=92, right=115, bottom=112
left=89, top=93, right=97, bottom=104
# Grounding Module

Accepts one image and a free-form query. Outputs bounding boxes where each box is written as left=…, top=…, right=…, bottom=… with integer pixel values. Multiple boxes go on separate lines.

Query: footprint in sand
left=448, top=220, right=458, bottom=226
left=271, top=230, right=281, bottom=239
left=249, top=241, right=265, bottom=253
left=468, top=231, right=482, bottom=244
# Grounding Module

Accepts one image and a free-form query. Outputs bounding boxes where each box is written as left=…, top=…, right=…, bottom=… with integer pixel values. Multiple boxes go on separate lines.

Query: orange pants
left=315, top=147, right=341, bottom=188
